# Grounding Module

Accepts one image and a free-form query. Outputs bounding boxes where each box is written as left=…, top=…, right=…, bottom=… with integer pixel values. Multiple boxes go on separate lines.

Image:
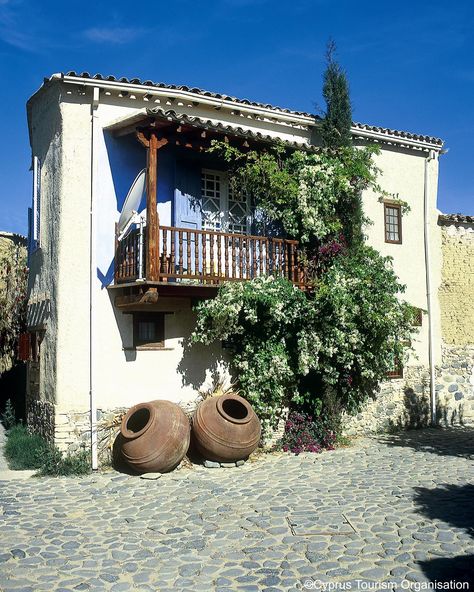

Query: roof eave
left=30, top=73, right=445, bottom=151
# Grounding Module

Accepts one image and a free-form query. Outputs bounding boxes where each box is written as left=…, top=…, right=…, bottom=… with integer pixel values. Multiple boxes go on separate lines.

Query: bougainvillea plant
left=280, top=411, right=336, bottom=454
left=192, top=48, right=418, bottom=439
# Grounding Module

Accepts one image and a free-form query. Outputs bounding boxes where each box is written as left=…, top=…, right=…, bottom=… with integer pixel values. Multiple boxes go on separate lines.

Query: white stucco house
left=25, top=71, right=448, bottom=467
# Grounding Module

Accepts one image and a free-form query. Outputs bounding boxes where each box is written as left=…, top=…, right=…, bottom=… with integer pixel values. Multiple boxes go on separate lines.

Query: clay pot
left=120, top=400, right=190, bottom=473
left=192, top=393, right=261, bottom=462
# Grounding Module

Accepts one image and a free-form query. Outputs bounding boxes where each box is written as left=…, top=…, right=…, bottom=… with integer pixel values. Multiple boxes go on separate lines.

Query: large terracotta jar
left=192, top=393, right=261, bottom=462
left=120, top=400, right=190, bottom=473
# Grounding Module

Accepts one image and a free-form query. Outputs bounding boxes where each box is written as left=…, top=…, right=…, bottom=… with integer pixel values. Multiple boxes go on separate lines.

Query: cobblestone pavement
left=1, top=428, right=473, bottom=591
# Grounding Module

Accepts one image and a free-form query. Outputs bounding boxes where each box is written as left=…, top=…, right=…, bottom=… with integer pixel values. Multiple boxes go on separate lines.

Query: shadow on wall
left=414, top=484, right=474, bottom=586
left=108, top=291, right=136, bottom=362
left=388, top=387, right=431, bottom=431
left=177, top=333, right=229, bottom=394
left=108, top=293, right=229, bottom=391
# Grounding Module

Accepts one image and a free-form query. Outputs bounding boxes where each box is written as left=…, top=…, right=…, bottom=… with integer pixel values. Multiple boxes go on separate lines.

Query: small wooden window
left=386, top=360, right=403, bottom=379
left=384, top=203, right=402, bottom=244
left=133, top=313, right=165, bottom=350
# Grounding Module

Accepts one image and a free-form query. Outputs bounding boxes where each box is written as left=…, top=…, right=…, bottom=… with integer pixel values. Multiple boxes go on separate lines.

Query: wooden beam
left=136, top=131, right=149, bottom=148
left=146, top=133, right=168, bottom=281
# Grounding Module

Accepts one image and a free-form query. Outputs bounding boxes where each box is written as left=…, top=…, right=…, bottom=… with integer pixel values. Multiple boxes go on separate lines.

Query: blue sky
left=0, top=0, right=473, bottom=235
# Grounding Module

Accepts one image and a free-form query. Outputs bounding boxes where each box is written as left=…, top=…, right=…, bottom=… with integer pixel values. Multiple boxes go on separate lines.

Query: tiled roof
left=58, top=72, right=444, bottom=147
left=63, top=71, right=314, bottom=118
left=352, top=122, right=443, bottom=147
left=438, top=213, right=474, bottom=225
left=146, top=107, right=312, bottom=149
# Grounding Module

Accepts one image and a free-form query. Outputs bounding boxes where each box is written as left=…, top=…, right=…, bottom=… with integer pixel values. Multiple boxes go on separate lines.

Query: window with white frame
left=201, top=170, right=249, bottom=234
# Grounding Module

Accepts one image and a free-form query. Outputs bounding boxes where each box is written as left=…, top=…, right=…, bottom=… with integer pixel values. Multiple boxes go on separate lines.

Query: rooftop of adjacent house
left=438, top=213, right=474, bottom=225
left=29, top=71, right=444, bottom=150
left=0, top=231, right=27, bottom=245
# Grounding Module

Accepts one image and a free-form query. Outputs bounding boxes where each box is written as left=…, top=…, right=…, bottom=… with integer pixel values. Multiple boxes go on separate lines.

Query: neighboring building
left=436, top=214, right=474, bottom=425
left=26, top=72, right=446, bottom=463
left=0, top=231, right=27, bottom=375
left=0, top=231, right=27, bottom=418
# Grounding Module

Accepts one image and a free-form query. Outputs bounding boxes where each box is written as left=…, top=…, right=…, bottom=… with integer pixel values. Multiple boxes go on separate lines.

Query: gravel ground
left=0, top=427, right=473, bottom=591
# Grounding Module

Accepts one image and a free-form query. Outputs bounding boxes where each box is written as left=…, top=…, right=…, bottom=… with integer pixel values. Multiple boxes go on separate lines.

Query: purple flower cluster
left=281, top=411, right=336, bottom=455
left=318, top=234, right=347, bottom=260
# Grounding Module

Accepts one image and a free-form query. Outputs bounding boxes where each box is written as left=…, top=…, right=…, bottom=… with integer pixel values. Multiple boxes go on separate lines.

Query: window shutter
left=18, top=333, right=31, bottom=361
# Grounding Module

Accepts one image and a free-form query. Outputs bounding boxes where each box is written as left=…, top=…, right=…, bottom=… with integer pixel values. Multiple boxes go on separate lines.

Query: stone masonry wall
left=343, top=367, right=431, bottom=436
left=438, top=221, right=474, bottom=346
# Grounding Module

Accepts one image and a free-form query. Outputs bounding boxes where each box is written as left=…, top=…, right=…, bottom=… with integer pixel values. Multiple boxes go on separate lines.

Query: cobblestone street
left=1, top=428, right=473, bottom=591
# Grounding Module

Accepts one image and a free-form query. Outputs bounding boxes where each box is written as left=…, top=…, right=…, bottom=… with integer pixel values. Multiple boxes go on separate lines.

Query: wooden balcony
left=114, top=225, right=304, bottom=288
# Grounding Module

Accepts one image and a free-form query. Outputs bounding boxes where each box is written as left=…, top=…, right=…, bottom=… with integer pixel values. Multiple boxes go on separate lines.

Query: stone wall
left=436, top=345, right=474, bottom=425
left=343, top=367, right=431, bottom=436
left=438, top=217, right=474, bottom=346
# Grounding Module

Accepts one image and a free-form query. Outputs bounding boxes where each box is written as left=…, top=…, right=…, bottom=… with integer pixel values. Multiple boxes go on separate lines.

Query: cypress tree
left=321, top=40, right=353, bottom=148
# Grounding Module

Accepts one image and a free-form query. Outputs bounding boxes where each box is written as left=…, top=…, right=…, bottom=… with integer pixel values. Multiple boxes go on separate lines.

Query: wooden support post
left=142, top=132, right=168, bottom=282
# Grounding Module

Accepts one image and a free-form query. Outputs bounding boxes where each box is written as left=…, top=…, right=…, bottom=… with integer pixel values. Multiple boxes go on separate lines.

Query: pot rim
left=121, top=402, right=156, bottom=440
left=216, top=394, right=253, bottom=425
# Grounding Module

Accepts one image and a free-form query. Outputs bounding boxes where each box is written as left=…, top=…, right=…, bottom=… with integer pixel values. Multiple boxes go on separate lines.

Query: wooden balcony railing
left=115, top=226, right=305, bottom=287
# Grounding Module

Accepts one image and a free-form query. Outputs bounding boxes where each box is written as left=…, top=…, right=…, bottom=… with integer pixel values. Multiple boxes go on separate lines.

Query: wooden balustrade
left=115, top=225, right=305, bottom=287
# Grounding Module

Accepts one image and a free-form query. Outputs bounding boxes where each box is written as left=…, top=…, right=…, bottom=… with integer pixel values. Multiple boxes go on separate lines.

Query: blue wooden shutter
left=173, top=161, right=202, bottom=230
left=173, top=161, right=202, bottom=275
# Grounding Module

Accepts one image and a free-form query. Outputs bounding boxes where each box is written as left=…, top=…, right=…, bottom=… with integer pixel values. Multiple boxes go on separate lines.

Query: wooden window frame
left=386, top=360, right=404, bottom=379
left=133, top=312, right=165, bottom=350
left=384, top=203, right=402, bottom=244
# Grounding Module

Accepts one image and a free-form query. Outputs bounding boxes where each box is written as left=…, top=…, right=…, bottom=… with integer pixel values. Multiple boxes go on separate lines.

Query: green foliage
left=1, top=399, right=16, bottom=430
left=306, top=244, right=414, bottom=413
left=193, top=277, right=311, bottom=429
left=37, top=447, right=90, bottom=477
left=4, top=424, right=50, bottom=470
left=321, top=40, right=352, bottom=149
left=4, top=424, right=91, bottom=476
left=209, top=141, right=380, bottom=248
left=0, top=241, right=28, bottom=374
left=193, top=253, right=415, bottom=430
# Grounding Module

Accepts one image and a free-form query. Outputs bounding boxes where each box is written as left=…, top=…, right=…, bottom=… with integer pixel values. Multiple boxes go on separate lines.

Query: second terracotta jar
left=192, top=393, right=261, bottom=462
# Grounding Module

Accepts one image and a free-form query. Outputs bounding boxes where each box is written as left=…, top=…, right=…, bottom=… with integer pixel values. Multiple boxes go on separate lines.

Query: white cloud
left=83, top=27, right=143, bottom=45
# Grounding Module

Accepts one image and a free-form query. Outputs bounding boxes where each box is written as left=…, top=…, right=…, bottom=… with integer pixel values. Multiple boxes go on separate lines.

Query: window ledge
left=123, top=346, right=174, bottom=351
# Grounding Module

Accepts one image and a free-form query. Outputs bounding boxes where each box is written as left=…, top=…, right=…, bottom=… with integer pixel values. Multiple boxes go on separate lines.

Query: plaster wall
left=46, top=86, right=233, bottom=419
left=361, top=146, right=442, bottom=367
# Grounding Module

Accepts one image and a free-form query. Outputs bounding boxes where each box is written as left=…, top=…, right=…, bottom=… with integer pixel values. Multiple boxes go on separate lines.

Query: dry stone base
left=343, top=366, right=431, bottom=436
left=27, top=345, right=474, bottom=464
left=344, top=346, right=474, bottom=436
left=436, top=344, right=474, bottom=425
